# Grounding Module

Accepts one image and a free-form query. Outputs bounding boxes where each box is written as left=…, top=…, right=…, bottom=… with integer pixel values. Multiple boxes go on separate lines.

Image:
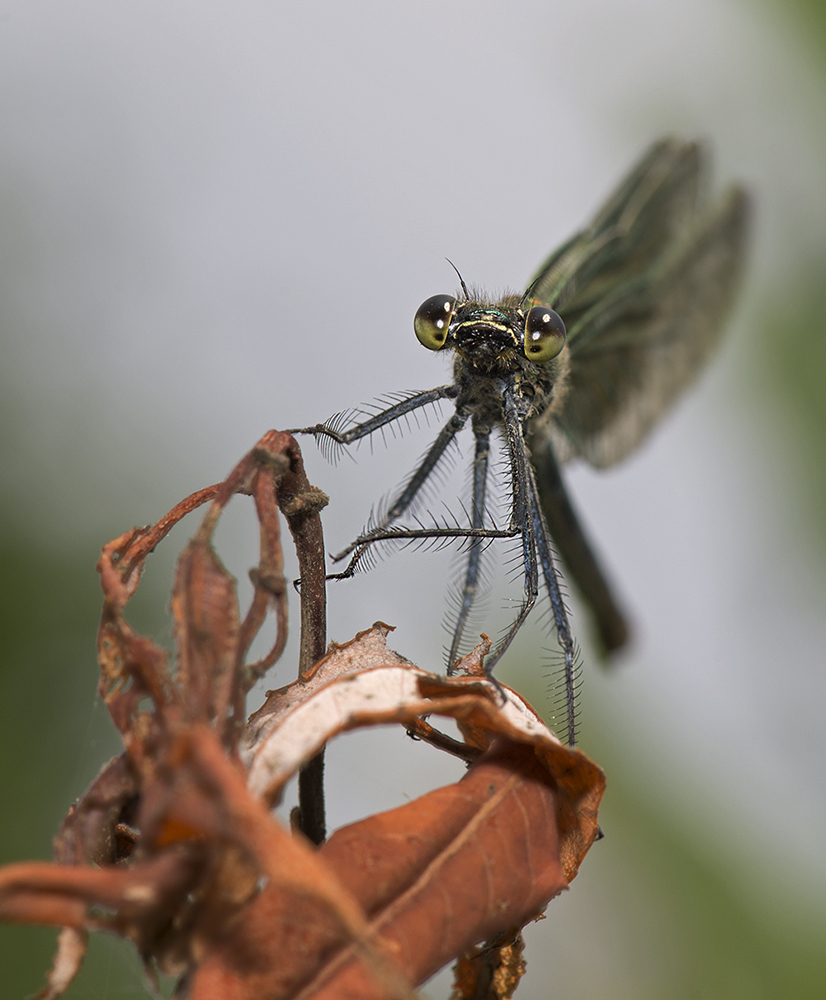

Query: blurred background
left=1, top=1, right=825, bottom=997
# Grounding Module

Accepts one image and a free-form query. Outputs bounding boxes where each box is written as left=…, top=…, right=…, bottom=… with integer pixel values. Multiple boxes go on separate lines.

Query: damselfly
left=291, top=138, right=749, bottom=746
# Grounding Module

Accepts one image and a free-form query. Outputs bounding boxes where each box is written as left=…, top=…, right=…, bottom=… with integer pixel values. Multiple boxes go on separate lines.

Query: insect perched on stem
left=291, top=138, right=749, bottom=746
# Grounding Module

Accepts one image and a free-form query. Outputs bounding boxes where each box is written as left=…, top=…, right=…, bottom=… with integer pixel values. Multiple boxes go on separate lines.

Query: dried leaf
left=187, top=738, right=580, bottom=999
left=0, top=433, right=605, bottom=1000
left=171, top=540, right=241, bottom=729
left=244, top=626, right=603, bottom=883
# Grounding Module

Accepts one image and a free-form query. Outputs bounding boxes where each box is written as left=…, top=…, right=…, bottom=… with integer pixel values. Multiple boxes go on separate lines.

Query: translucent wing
left=529, top=138, right=750, bottom=468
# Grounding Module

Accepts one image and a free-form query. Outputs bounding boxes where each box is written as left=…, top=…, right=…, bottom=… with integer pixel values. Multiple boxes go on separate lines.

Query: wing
left=529, top=138, right=750, bottom=468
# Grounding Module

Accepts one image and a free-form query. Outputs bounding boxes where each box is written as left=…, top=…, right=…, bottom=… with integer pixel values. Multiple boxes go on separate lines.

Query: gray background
left=1, top=1, right=826, bottom=997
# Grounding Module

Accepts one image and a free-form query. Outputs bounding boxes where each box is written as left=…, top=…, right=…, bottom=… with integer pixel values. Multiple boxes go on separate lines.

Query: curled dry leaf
left=176, top=623, right=603, bottom=999
left=0, top=431, right=605, bottom=1000
left=245, top=624, right=603, bottom=885
left=0, top=430, right=333, bottom=997
left=191, top=738, right=579, bottom=1000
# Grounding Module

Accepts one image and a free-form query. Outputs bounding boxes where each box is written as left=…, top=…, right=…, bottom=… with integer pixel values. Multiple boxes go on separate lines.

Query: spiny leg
left=480, top=385, right=539, bottom=675
left=329, top=408, right=470, bottom=579
left=324, top=384, right=545, bottom=684
left=288, top=384, right=459, bottom=447
left=332, top=524, right=519, bottom=549
left=527, top=466, right=580, bottom=746
left=446, top=429, right=491, bottom=671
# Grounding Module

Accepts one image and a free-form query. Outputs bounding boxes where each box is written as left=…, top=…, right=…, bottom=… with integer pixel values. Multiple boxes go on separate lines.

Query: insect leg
left=333, top=525, right=518, bottom=550
left=481, top=387, right=539, bottom=675
left=329, top=408, right=471, bottom=578
left=446, top=429, right=491, bottom=671
left=530, top=436, right=629, bottom=654
left=288, top=384, right=460, bottom=446
left=527, top=467, right=580, bottom=746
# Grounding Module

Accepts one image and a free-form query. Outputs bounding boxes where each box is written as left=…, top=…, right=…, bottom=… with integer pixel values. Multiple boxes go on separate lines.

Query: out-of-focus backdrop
left=2, top=2, right=825, bottom=997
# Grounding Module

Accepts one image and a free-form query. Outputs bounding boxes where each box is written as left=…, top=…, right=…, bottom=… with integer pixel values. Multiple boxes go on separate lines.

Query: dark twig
left=276, top=436, right=330, bottom=844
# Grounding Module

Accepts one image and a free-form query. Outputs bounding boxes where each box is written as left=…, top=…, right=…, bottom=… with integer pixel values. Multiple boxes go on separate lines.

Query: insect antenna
left=518, top=274, right=542, bottom=307
left=446, top=257, right=471, bottom=301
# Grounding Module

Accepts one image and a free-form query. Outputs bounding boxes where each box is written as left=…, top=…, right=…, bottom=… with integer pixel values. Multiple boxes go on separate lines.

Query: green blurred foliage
left=784, top=0, right=826, bottom=66
left=757, top=273, right=826, bottom=557
left=764, top=8, right=826, bottom=548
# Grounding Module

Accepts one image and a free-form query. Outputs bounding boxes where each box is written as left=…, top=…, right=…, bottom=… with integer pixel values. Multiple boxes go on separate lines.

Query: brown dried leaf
left=0, top=853, right=201, bottom=930
left=0, top=432, right=605, bottom=1000
left=3, top=431, right=316, bottom=997
left=244, top=625, right=602, bottom=884
left=1, top=623, right=603, bottom=999
left=157, top=624, right=604, bottom=998
left=52, top=753, right=139, bottom=868
left=187, top=737, right=579, bottom=1000
left=170, top=540, right=241, bottom=730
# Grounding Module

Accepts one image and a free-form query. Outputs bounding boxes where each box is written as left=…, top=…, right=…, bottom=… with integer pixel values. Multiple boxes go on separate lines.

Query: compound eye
left=523, top=305, right=566, bottom=363
left=414, top=294, right=456, bottom=350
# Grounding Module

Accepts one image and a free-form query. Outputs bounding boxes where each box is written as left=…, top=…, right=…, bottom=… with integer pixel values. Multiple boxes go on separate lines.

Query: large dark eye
left=523, top=305, right=566, bottom=363
left=414, top=294, right=456, bottom=350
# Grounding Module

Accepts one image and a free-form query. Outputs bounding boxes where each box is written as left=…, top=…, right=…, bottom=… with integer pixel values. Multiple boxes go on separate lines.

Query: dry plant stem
left=236, top=465, right=289, bottom=710
left=121, top=484, right=223, bottom=581
left=296, top=754, right=326, bottom=846
left=405, top=718, right=482, bottom=763
left=164, top=432, right=314, bottom=745
left=451, top=927, right=526, bottom=1000
left=276, top=437, right=330, bottom=844
left=103, top=429, right=329, bottom=837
